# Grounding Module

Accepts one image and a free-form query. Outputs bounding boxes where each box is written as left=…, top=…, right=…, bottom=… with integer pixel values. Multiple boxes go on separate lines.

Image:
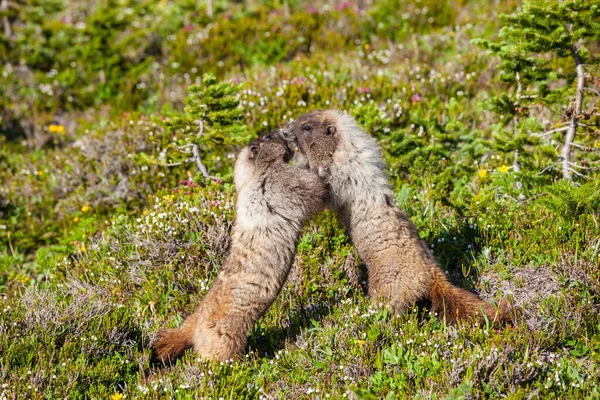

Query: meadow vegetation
left=1, top=0, right=599, bottom=398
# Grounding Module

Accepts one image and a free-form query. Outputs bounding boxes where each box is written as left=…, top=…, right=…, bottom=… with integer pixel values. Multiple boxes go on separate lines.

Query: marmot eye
left=303, top=125, right=312, bottom=131
left=265, top=134, right=272, bottom=141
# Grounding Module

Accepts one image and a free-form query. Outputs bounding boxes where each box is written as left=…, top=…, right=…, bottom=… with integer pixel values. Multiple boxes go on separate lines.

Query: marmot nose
left=280, top=126, right=294, bottom=141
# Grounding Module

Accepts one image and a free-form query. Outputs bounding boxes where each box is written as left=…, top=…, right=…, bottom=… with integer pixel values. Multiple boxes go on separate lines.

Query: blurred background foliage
left=2, top=0, right=597, bottom=258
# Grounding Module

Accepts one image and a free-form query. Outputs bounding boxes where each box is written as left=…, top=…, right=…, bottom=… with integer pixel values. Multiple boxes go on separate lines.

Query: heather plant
left=365, top=0, right=459, bottom=42
left=0, top=1, right=599, bottom=398
left=0, top=114, right=175, bottom=262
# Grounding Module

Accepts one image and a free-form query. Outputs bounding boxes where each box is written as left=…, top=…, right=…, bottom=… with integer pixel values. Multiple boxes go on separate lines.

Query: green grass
left=1, top=0, right=599, bottom=398
left=1, top=186, right=598, bottom=398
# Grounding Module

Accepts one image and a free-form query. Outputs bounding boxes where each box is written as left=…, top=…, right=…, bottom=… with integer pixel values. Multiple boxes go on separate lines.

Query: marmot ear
left=326, top=125, right=336, bottom=136
left=249, top=145, right=259, bottom=159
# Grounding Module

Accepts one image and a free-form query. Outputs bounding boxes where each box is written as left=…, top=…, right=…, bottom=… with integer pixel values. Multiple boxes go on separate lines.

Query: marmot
left=282, top=110, right=511, bottom=324
left=153, top=131, right=327, bottom=362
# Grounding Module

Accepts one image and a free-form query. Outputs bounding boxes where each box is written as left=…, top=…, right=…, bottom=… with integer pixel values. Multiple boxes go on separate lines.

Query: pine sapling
left=476, top=0, right=600, bottom=182
left=137, top=74, right=249, bottom=182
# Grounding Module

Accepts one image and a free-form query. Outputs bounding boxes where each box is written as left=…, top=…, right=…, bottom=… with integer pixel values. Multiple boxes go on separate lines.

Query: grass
left=1, top=0, right=599, bottom=398
left=1, top=187, right=599, bottom=398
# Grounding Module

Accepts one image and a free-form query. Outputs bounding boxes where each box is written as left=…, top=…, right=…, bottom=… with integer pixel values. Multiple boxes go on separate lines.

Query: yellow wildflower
left=81, top=205, right=90, bottom=213
left=110, top=394, right=123, bottom=400
left=478, top=169, right=488, bottom=178
left=48, top=124, right=65, bottom=134
left=364, top=44, right=370, bottom=50
left=143, top=209, right=148, bottom=215
left=80, top=244, right=86, bottom=253
left=73, top=217, right=79, bottom=223
left=498, top=165, right=509, bottom=173
left=20, top=275, right=29, bottom=284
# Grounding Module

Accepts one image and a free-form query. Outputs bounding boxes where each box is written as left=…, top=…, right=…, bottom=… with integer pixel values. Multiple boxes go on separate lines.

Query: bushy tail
left=152, top=326, right=194, bottom=364
left=429, top=267, right=513, bottom=325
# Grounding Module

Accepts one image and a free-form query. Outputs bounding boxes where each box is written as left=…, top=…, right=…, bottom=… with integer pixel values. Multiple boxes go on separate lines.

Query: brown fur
left=282, top=110, right=512, bottom=325
left=153, top=131, right=327, bottom=363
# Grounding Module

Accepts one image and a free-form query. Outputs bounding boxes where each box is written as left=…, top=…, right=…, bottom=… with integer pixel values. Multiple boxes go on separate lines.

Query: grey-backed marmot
left=153, top=131, right=327, bottom=362
left=282, top=110, right=511, bottom=324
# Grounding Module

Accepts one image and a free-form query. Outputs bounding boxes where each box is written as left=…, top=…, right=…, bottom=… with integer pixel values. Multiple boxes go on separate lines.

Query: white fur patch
left=325, top=110, right=393, bottom=206
left=233, top=147, right=256, bottom=190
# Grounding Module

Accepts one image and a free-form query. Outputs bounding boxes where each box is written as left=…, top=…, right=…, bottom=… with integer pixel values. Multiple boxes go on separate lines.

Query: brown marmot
left=282, top=110, right=512, bottom=324
left=153, top=131, right=327, bottom=362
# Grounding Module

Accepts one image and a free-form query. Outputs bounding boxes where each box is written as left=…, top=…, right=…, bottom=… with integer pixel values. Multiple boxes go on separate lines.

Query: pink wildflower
left=410, top=93, right=422, bottom=103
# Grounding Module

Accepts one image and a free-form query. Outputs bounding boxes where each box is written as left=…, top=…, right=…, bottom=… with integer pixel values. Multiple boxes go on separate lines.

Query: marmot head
left=249, top=130, right=294, bottom=164
left=281, top=110, right=339, bottom=175
left=234, top=130, right=293, bottom=189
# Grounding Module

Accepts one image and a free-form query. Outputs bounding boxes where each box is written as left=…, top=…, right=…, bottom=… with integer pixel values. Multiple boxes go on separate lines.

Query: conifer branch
left=533, top=127, right=569, bottom=138
left=567, top=167, right=585, bottom=178
left=569, top=162, right=600, bottom=171
left=537, top=163, right=559, bottom=175
left=159, top=159, right=195, bottom=167
left=560, top=42, right=585, bottom=181
left=513, top=72, right=524, bottom=199
left=191, top=120, right=220, bottom=181
left=571, top=143, right=600, bottom=152
left=583, top=88, right=600, bottom=96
